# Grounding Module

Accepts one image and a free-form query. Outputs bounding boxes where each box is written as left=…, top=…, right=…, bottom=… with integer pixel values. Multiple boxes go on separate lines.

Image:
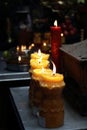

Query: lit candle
left=61, top=33, right=65, bottom=44
left=40, top=61, right=65, bottom=88
left=50, top=20, right=61, bottom=72
left=38, top=62, right=65, bottom=128
left=32, top=68, right=52, bottom=81
left=31, top=49, right=50, bottom=60
left=30, top=59, right=49, bottom=70
left=18, top=56, right=21, bottom=63
left=21, top=45, right=27, bottom=52
left=41, top=42, right=48, bottom=53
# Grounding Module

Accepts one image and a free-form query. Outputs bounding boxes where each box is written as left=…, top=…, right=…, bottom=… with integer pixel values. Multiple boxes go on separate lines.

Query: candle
left=30, top=49, right=50, bottom=60
left=30, top=59, right=49, bottom=70
left=61, top=33, right=65, bottom=44
left=50, top=20, right=61, bottom=72
left=41, top=42, right=49, bottom=53
left=40, top=61, right=65, bottom=88
left=21, top=45, right=27, bottom=52
left=32, top=68, right=52, bottom=81
left=38, top=62, right=65, bottom=128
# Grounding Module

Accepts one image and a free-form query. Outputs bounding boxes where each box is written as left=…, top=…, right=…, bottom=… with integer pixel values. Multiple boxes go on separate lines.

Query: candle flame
left=38, top=49, right=41, bottom=56
left=54, top=20, right=58, bottom=27
left=51, top=61, right=56, bottom=75
left=21, top=45, right=26, bottom=51
left=61, top=33, right=64, bottom=37
left=43, top=42, right=47, bottom=46
left=31, top=43, right=34, bottom=47
left=17, top=46, right=20, bottom=51
left=18, top=56, right=21, bottom=62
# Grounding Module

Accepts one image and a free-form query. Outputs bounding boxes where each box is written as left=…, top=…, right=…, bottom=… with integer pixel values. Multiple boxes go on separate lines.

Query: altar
left=9, top=86, right=87, bottom=130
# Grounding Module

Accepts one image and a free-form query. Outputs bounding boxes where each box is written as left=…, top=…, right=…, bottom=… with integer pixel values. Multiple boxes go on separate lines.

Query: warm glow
left=31, top=43, right=34, bottom=47
left=52, top=61, right=56, bottom=75
left=28, top=43, right=35, bottom=50
left=18, top=56, right=21, bottom=62
left=43, top=42, right=47, bottom=46
left=17, top=46, right=20, bottom=51
left=57, top=0, right=64, bottom=5
left=21, top=45, right=26, bottom=51
left=38, top=49, right=41, bottom=56
left=54, top=20, right=58, bottom=27
left=28, top=45, right=32, bottom=50
left=61, top=33, right=64, bottom=37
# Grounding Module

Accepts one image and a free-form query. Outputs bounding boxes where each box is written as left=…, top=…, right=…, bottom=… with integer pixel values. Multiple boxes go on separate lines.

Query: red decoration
left=51, top=21, right=61, bottom=72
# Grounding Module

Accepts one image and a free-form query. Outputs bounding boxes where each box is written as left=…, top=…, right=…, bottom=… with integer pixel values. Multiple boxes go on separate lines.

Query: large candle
left=38, top=62, right=65, bottom=128
left=50, top=20, right=61, bottom=72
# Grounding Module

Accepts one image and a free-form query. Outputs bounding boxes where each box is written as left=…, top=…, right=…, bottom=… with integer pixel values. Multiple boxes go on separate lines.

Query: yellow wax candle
left=30, top=59, right=50, bottom=70
left=30, top=51, right=50, bottom=60
left=32, top=68, right=52, bottom=81
left=40, top=73, right=65, bottom=89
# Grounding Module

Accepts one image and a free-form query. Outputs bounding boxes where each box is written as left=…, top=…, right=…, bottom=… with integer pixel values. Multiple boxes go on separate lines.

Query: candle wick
left=52, top=73, right=55, bottom=76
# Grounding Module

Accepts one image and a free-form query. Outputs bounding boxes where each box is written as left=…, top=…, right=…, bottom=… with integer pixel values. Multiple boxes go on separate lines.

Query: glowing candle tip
left=54, top=20, right=58, bottom=27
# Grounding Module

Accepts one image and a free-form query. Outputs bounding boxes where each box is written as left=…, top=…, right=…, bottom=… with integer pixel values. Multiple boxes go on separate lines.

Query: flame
left=17, top=46, right=20, bottom=52
left=38, top=49, right=41, bottom=56
left=28, top=43, right=35, bottom=50
left=51, top=61, right=56, bottom=75
left=61, top=33, right=64, bottom=37
left=18, top=56, right=21, bottom=62
left=43, top=42, right=47, bottom=46
left=31, top=43, right=34, bottom=47
left=54, top=20, right=58, bottom=27
left=21, top=45, right=26, bottom=51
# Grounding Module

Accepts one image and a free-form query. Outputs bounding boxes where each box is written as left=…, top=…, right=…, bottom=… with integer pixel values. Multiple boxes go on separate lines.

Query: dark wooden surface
left=60, top=40, right=87, bottom=116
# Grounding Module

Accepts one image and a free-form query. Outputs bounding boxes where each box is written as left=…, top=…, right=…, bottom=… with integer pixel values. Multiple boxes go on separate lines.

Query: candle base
left=29, top=79, right=42, bottom=116
left=38, top=84, right=64, bottom=128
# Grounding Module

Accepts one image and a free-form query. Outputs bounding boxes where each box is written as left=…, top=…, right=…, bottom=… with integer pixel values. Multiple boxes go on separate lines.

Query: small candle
left=31, top=49, right=50, bottom=60
left=30, top=59, right=49, bottom=70
left=50, top=20, right=61, bottom=72
left=32, top=68, right=52, bottom=81
left=41, top=42, right=49, bottom=53
left=39, top=61, right=65, bottom=88
left=61, top=33, right=65, bottom=44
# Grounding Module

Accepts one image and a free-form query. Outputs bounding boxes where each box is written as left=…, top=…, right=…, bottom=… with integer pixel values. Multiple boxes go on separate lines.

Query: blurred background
left=0, top=0, right=87, bottom=50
